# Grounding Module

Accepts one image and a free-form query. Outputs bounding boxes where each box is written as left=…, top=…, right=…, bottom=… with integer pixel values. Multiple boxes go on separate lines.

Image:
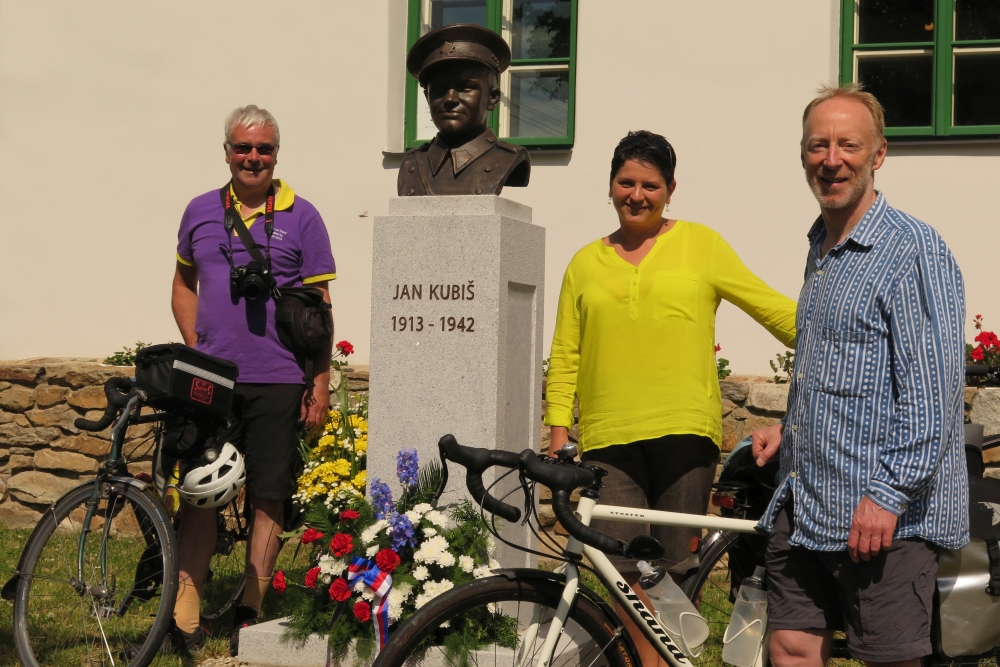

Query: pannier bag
left=134, top=344, right=239, bottom=421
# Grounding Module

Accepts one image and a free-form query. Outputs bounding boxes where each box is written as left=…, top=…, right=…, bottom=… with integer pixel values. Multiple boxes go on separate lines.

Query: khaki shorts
left=766, top=499, right=938, bottom=662
left=580, top=434, right=718, bottom=573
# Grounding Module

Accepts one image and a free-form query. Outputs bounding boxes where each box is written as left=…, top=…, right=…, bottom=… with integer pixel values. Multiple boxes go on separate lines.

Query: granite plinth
left=368, top=196, right=545, bottom=569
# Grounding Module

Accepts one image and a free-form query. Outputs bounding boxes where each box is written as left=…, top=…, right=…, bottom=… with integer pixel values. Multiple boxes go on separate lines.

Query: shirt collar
left=229, top=179, right=295, bottom=222
left=806, top=191, right=888, bottom=250
left=426, top=128, right=499, bottom=177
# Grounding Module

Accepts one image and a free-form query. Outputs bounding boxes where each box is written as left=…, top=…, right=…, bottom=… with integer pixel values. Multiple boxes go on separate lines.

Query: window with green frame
left=404, top=0, right=578, bottom=150
left=840, top=0, right=1000, bottom=139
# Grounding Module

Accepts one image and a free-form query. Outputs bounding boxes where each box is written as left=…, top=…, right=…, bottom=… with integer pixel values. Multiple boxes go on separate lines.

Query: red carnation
left=272, top=570, right=286, bottom=594
left=305, top=566, right=320, bottom=589
left=353, top=600, right=371, bottom=622
left=330, top=533, right=354, bottom=557
left=375, top=548, right=401, bottom=573
left=329, top=577, right=351, bottom=602
left=336, top=340, right=355, bottom=356
left=339, top=509, right=360, bottom=522
left=973, top=346, right=986, bottom=361
left=301, top=528, right=325, bottom=544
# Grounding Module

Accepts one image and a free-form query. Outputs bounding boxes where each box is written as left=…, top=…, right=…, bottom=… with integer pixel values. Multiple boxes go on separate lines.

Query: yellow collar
left=229, top=179, right=295, bottom=226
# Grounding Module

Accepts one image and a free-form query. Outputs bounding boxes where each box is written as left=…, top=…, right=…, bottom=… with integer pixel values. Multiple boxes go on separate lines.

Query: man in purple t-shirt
left=167, top=105, right=336, bottom=656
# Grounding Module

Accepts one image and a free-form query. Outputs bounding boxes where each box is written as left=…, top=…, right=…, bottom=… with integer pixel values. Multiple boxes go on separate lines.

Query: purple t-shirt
left=177, top=182, right=336, bottom=383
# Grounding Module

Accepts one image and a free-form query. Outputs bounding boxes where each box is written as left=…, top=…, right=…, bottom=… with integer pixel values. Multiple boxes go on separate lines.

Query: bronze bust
left=399, top=24, right=530, bottom=197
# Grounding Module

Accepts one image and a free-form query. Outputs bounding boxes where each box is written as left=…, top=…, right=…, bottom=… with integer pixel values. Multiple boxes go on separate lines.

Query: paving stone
left=971, top=389, right=1000, bottom=439
left=743, top=415, right=780, bottom=434
left=721, top=416, right=741, bottom=452
left=721, top=399, right=737, bottom=418
left=34, top=448, right=98, bottom=474
left=34, top=385, right=70, bottom=408
left=720, top=380, right=749, bottom=403
left=68, top=385, right=108, bottom=410
left=0, top=499, right=43, bottom=529
left=0, top=449, right=8, bottom=461
left=0, top=423, right=61, bottom=446
left=0, top=382, right=9, bottom=392
left=46, top=363, right=131, bottom=389
left=0, top=386, right=35, bottom=412
left=52, top=435, right=111, bottom=457
left=0, top=411, right=15, bottom=424
left=7, top=471, right=79, bottom=505
left=25, top=406, right=81, bottom=433
left=0, top=365, right=44, bottom=383
left=746, top=383, right=789, bottom=413
left=9, top=454, right=32, bottom=473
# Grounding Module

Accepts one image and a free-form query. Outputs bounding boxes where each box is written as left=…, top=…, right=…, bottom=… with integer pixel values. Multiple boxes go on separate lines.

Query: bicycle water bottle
left=636, top=560, right=709, bottom=657
left=722, top=565, right=768, bottom=667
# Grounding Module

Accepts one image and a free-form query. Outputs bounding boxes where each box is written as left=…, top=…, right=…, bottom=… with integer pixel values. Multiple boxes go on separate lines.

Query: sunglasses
left=230, top=142, right=276, bottom=156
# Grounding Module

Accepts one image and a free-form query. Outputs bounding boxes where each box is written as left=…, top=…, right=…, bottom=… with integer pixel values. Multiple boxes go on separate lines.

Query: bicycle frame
left=521, top=495, right=759, bottom=667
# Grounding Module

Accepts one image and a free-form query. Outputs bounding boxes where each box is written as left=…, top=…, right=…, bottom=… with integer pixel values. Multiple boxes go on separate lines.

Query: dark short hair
left=609, top=130, right=676, bottom=185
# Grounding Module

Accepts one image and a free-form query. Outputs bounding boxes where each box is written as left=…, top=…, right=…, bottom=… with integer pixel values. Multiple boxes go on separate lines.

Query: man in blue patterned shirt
left=752, top=85, right=968, bottom=667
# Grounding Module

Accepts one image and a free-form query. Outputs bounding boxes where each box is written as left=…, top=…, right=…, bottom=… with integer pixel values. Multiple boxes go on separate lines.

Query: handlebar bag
left=134, top=344, right=239, bottom=421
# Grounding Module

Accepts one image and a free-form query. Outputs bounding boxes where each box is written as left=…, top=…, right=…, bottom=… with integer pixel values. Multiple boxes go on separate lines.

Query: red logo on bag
left=190, top=378, right=214, bottom=405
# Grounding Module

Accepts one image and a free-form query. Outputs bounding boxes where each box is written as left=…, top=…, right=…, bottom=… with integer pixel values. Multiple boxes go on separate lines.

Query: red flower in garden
left=339, top=509, right=360, bottom=522
left=272, top=570, right=286, bottom=594
left=714, top=344, right=722, bottom=353
left=976, top=331, right=1000, bottom=348
left=353, top=600, right=372, bottom=622
left=330, top=533, right=354, bottom=557
left=336, top=340, right=355, bottom=356
left=304, top=566, right=320, bottom=589
left=301, top=528, right=325, bottom=544
left=329, top=577, right=351, bottom=602
left=375, top=548, right=401, bottom=573
left=973, top=346, right=986, bottom=361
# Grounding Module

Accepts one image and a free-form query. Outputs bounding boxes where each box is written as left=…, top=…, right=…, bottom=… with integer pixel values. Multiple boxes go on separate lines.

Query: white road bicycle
left=372, top=435, right=762, bottom=667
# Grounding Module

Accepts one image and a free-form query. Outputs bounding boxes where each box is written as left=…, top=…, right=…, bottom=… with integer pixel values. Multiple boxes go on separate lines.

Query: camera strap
left=220, top=182, right=276, bottom=268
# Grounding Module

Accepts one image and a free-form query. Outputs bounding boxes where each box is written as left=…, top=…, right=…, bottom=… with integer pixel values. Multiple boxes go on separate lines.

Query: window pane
left=508, top=69, right=569, bottom=137
left=857, top=54, right=933, bottom=126
left=427, top=0, right=487, bottom=30
left=954, top=52, right=1000, bottom=125
left=858, top=0, right=935, bottom=43
left=511, top=0, right=571, bottom=59
left=955, top=0, right=1000, bottom=41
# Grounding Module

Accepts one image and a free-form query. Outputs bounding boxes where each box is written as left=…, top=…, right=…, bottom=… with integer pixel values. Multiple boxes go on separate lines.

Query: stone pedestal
left=367, top=196, right=545, bottom=569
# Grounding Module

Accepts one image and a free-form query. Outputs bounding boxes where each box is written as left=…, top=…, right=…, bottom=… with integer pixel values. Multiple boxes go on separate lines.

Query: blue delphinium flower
left=370, top=477, right=394, bottom=520
left=396, top=448, right=419, bottom=488
left=388, top=511, right=416, bottom=550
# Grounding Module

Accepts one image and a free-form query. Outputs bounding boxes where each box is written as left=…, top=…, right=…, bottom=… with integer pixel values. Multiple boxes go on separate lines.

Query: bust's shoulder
left=495, top=139, right=528, bottom=157
left=402, top=143, right=432, bottom=156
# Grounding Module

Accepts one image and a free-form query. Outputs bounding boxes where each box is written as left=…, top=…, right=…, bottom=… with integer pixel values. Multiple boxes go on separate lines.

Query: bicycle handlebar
left=967, top=365, right=1000, bottom=377
left=437, top=434, right=522, bottom=523
left=517, top=450, right=624, bottom=555
left=74, top=377, right=137, bottom=432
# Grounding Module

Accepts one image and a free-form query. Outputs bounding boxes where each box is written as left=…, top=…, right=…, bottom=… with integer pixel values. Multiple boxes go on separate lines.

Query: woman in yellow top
left=545, top=130, right=795, bottom=666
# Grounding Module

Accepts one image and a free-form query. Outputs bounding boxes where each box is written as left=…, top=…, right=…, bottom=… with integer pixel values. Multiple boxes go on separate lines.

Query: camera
left=230, top=260, right=274, bottom=300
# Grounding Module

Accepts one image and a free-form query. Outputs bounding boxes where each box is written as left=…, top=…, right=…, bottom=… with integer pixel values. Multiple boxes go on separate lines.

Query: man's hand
left=751, top=423, right=784, bottom=467
left=548, top=426, right=569, bottom=458
left=301, top=382, right=330, bottom=429
left=847, top=495, right=897, bottom=563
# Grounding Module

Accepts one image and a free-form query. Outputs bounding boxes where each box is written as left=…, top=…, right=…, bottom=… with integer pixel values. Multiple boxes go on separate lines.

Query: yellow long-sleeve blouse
left=544, top=221, right=796, bottom=452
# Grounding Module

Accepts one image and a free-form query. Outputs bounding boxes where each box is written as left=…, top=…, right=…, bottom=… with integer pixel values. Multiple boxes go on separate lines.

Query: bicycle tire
left=373, top=573, right=639, bottom=667
left=683, top=530, right=853, bottom=667
left=197, top=488, right=249, bottom=621
left=12, top=479, right=178, bottom=667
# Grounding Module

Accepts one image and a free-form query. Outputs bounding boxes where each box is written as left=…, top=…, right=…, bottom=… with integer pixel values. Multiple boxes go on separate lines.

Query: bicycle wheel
left=374, top=574, right=638, bottom=667
left=683, top=531, right=854, bottom=667
left=198, top=488, right=248, bottom=621
left=12, top=479, right=177, bottom=667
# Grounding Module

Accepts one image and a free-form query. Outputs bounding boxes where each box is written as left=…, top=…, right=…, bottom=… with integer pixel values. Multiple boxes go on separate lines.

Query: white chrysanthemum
left=422, top=526, right=437, bottom=537
left=414, top=592, right=433, bottom=609
left=318, top=555, right=345, bottom=576
left=366, top=545, right=379, bottom=557
left=413, top=535, right=450, bottom=563
left=360, top=587, right=375, bottom=601
left=361, top=520, right=388, bottom=545
left=413, top=565, right=429, bottom=581
left=320, top=572, right=332, bottom=585
left=436, top=551, right=456, bottom=567
left=387, top=583, right=413, bottom=622
left=473, top=565, right=493, bottom=579
left=459, top=555, right=475, bottom=573
left=405, top=510, right=421, bottom=524
left=486, top=535, right=496, bottom=553
left=424, top=510, right=451, bottom=529
left=412, top=503, right=432, bottom=515
left=489, top=558, right=500, bottom=569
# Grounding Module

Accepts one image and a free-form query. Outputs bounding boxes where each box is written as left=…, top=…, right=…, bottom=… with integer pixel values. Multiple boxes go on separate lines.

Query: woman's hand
left=548, top=426, right=569, bottom=458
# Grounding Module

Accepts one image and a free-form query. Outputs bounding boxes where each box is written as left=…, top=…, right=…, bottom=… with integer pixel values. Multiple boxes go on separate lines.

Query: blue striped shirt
left=758, top=193, right=969, bottom=551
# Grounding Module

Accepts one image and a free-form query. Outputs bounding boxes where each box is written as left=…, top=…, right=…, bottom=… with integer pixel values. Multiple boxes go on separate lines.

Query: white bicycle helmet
left=176, top=442, right=246, bottom=508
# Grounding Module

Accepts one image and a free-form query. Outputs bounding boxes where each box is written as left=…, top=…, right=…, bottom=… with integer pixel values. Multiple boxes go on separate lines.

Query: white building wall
left=1, top=0, right=997, bottom=374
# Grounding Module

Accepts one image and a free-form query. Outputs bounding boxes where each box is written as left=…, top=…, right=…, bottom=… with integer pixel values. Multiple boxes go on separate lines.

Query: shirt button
left=792, top=424, right=799, bottom=431
left=817, top=269, right=824, bottom=276
left=790, top=471, right=798, bottom=478
left=408, top=165, right=416, bottom=173
left=900, top=502, right=908, bottom=511
left=797, top=372, right=803, bottom=380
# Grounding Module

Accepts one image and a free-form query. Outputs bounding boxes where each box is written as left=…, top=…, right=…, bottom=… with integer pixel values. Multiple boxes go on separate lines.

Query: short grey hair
left=224, top=105, right=280, bottom=148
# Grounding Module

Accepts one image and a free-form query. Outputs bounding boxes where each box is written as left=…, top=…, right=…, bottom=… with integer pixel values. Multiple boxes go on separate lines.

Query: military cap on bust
left=407, top=24, right=512, bottom=86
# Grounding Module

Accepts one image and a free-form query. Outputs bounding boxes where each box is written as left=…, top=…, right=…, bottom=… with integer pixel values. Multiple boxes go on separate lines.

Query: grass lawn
left=0, top=523, right=311, bottom=667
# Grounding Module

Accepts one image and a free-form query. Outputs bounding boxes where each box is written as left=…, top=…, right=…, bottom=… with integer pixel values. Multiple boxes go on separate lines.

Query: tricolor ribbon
left=347, top=556, right=393, bottom=656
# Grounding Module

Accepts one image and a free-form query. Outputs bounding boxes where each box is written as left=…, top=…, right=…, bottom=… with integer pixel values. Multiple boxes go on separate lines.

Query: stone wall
left=3, top=359, right=999, bottom=532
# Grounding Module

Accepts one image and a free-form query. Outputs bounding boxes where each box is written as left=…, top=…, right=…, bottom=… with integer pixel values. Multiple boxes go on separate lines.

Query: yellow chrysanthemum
left=352, top=470, right=366, bottom=489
